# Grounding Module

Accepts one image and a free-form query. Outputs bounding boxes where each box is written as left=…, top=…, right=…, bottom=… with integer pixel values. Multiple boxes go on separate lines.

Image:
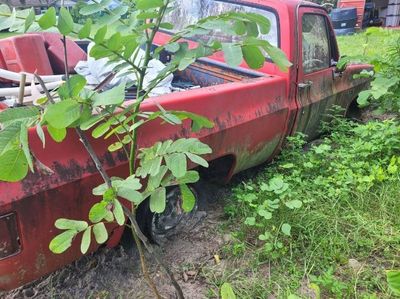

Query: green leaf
left=47, top=125, right=67, bottom=143
left=221, top=282, right=236, bottom=299
left=49, top=230, right=76, bottom=254
left=36, top=123, right=46, bottom=148
left=281, top=223, right=291, bottom=236
left=357, top=90, right=371, bottom=107
left=80, top=227, right=91, bottom=254
left=165, top=42, right=180, bottom=53
left=258, top=209, right=272, bottom=220
left=0, top=6, right=12, bottom=32
left=94, top=25, right=107, bottom=44
left=108, top=142, right=123, bottom=152
left=57, top=7, right=74, bottom=35
left=92, top=84, right=126, bottom=107
left=97, top=6, right=129, bottom=26
left=78, top=18, right=92, bottom=39
left=0, top=122, right=21, bottom=155
left=79, top=0, right=112, bottom=15
left=19, top=124, right=33, bottom=172
left=165, top=153, right=187, bottom=178
left=0, top=148, right=28, bottom=182
left=107, top=32, right=122, bottom=51
left=89, top=201, right=109, bottom=223
left=180, top=184, right=196, bottom=212
left=93, top=222, right=108, bottom=244
left=136, top=0, right=164, bottom=10
left=0, top=106, right=39, bottom=127
left=186, top=152, right=209, bottom=168
left=90, top=44, right=113, bottom=59
left=285, top=200, right=303, bottom=209
left=80, top=114, right=105, bottom=131
left=38, top=7, right=56, bottom=30
left=244, top=217, right=256, bottom=226
left=150, top=187, right=166, bottom=213
left=118, top=187, right=143, bottom=203
left=92, top=182, right=108, bottom=196
left=55, top=219, right=88, bottom=231
left=45, top=100, right=81, bottom=129
left=24, top=8, right=35, bottom=32
left=113, top=199, right=125, bottom=226
left=387, top=270, right=400, bottom=295
left=242, top=45, right=265, bottom=69
left=92, top=122, right=110, bottom=138
left=177, top=170, right=200, bottom=185
left=58, top=75, right=87, bottom=99
left=263, top=42, right=292, bottom=72
left=222, top=43, right=243, bottom=67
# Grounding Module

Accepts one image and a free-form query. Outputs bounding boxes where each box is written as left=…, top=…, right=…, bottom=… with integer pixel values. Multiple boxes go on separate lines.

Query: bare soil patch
left=2, top=198, right=229, bottom=299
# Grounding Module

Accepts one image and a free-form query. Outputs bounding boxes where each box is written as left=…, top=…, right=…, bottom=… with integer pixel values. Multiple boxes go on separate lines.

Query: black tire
left=136, top=182, right=207, bottom=245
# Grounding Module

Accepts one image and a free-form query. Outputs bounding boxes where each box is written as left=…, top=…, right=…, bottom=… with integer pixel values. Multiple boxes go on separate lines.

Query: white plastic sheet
left=75, top=43, right=174, bottom=97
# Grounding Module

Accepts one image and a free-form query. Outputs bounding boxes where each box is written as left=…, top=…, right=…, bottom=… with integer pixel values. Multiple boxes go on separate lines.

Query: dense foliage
left=221, top=112, right=400, bottom=298
left=228, top=111, right=400, bottom=257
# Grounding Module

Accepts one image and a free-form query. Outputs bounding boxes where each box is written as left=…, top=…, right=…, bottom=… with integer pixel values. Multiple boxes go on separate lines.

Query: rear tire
left=137, top=183, right=207, bottom=244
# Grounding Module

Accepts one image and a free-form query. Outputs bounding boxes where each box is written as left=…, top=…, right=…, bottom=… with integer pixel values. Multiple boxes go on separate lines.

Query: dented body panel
left=0, top=0, right=371, bottom=291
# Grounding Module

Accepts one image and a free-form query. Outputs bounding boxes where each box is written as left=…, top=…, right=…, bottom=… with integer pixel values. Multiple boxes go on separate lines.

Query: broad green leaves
left=78, top=19, right=92, bottom=39
left=387, top=270, right=400, bottom=295
left=150, top=187, right=166, bottom=213
left=38, top=7, right=56, bottom=29
left=79, top=0, right=112, bottom=16
left=55, top=219, right=88, bottom=231
left=45, top=100, right=82, bottom=129
left=0, top=106, right=39, bottom=127
left=0, top=149, right=28, bottom=182
left=0, top=106, right=41, bottom=181
left=49, top=230, right=77, bottom=254
left=58, top=7, right=74, bottom=35
left=242, top=45, right=264, bottom=69
left=81, top=227, right=92, bottom=254
left=281, top=223, right=291, bottom=236
left=92, top=84, right=126, bottom=107
left=47, top=126, right=67, bottom=142
left=222, top=43, right=243, bottom=67
left=24, top=8, right=35, bottom=32
left=221, top=283, right=237, bottom=299
left=93, top=222, right=108, bottom=244
left=0, top=122, right=22, bottom=155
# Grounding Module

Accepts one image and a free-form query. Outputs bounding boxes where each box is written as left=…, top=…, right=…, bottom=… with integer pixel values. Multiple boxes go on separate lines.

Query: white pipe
left=0, top=69, right=63, bottom=83
left=0, top=81, right=63, bottom=97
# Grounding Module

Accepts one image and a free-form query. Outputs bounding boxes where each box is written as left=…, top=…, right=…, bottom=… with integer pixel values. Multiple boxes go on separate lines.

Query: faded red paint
left=0, top=0, right=371, bottom=291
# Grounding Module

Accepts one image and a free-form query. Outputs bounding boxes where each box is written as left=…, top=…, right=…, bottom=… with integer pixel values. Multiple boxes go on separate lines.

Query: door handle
left=298, top=81, right=313, bottom=89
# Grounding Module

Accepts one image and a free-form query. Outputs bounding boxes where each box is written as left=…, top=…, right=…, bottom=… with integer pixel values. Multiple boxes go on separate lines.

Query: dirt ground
left=1, top=188, right=230, bottom=299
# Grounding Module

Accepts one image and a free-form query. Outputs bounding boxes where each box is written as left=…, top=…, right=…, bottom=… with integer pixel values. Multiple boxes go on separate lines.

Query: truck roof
left=246, top=0, right=322, bottom=10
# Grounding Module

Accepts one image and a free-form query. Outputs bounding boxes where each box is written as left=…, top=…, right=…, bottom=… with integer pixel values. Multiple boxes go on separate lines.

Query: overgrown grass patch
left=337, top=28, right=400, bottom=62
left=205, top=116, right=400, bottom=298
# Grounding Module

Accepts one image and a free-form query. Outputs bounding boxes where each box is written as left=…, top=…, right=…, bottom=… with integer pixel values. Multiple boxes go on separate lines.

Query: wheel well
left=345, top=98, right=362, bottom=119
left=199, top=154, right=236, bottom=184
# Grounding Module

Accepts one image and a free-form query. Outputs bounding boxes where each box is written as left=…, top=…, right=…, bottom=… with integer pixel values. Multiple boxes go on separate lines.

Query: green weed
left=210, top=116, right=400, bottom=298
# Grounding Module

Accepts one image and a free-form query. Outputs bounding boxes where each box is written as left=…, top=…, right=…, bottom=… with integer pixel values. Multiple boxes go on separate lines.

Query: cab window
left=302, top=14, right=331, bottom=73
left=163, top=0, right=280, bottom=49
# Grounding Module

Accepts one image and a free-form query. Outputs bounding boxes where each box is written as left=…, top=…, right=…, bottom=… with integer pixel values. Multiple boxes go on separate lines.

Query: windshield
left=164, top=0, right=279, bottom=48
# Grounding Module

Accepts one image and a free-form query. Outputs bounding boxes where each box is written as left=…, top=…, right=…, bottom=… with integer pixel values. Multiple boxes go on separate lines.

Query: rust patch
left=234, top=135, right=281, bottom=173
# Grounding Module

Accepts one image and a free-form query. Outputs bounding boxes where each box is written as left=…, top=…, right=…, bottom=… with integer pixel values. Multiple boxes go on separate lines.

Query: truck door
left=295, top=8, right=336, bottom=140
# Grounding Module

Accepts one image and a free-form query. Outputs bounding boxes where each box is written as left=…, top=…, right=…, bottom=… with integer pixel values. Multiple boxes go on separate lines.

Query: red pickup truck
left=0, top=0, right=370, bottom=291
